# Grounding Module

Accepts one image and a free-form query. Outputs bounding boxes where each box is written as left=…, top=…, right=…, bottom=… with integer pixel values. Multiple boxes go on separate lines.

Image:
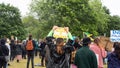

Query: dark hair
left=0, top=38, right=6, bottom=45
left=29, top=34, right=32, bottom=40
left=94, top=38, right=100, bottom=46
left=113, top=42, right=120, bottom=50
left=113, top=42, right=120, bottom=58
left=82, top=37, right=91, bottom=46
left=56, top=38, right=64, bottom=45
left=29, top=34, right=32, bottom=37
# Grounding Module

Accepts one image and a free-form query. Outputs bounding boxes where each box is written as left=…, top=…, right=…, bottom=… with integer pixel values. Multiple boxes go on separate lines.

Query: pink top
left=90, top=43, right=107, bottom=68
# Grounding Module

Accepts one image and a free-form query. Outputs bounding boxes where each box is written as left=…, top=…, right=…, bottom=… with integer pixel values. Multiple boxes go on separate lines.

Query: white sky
left=0, top=0, right=120, bottom=16
left=0, top=0, right=32, bottom=17
left=101, top=0, right=120, bottom=16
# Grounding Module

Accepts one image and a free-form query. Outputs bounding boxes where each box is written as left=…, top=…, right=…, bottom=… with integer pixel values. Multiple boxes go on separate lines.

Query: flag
left=83, top=32, right=94, bottom=41
left=83, top=32, right=93, bottom=37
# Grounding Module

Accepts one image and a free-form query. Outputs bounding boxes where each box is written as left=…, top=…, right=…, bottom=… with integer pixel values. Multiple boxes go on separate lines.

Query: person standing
left=108, top=42, right=120, bottom=68
left=90, top=38, right=107, bottom=68
left=39, top=39, right=46, bottom=67
left=26, top=35, right=36, bottom=68
left=34, top=40, right=38, bottom=57
left=22, top=40, right=27, bottom=59
left=0, top=38, right=9, bottom=68
left=73, top=37, right=82, bottom=50
left=15, top=40, right=22, bottom=63
left=5, top=38, right=11, bottom=67
left=45, top=37, right=72, bottom=68
left=10, top=40, right=16, bottom=61
left=74, top=37, right=97, bottom=68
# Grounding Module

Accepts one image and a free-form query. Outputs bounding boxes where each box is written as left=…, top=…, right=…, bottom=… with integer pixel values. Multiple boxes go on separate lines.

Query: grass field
left=8, top=56, right=107, bottom=68
left=9, top=56, right=45, bottom=68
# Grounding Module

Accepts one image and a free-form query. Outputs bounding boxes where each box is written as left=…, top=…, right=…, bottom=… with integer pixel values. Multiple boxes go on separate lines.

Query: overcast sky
left=101, top=0, right=120, bottom=16
left=0, top=0, right=120, bottom=16
left=0, top=0, right=32, bottom=16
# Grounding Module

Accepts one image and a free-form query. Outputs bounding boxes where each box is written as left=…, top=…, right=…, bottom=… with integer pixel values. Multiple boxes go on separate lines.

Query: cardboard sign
left=53, top=27, right=68, bottom=39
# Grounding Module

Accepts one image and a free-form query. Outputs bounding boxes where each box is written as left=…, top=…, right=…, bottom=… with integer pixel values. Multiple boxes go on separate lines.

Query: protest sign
left=53, top=27, right=68, bottom=39
left=110, top=30, right=120, bottom=42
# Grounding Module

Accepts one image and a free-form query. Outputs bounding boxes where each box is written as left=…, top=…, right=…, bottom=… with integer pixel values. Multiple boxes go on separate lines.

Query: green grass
left=8, top=56, right=107, bottom=68
left=104, top=64, right=107, bottom=68
left=9, top=56, right=45, bottom=68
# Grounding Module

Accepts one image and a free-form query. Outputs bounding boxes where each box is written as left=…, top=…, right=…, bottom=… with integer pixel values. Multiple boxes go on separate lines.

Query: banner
left=110, top=30, right=120, bottom=42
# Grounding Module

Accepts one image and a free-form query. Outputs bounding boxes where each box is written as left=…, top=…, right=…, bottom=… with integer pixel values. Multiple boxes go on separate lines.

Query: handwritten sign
left=110, top=30, right=120, bottom=42
left=53, top=27, right=68, bottom=39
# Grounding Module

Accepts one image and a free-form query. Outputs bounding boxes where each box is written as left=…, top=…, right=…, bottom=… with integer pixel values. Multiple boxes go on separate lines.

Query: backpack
left=26, top=40, right=34, bottom=50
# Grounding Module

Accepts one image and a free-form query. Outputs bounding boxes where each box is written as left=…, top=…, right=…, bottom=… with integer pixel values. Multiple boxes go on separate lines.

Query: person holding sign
left=45, top=37, right=73, bottom=68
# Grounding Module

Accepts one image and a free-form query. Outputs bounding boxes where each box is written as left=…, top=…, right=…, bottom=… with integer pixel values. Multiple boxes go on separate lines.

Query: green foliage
left=106, top=15, right=120, bottom=36
left=103, top=6, right=110, bottom=15
left=89, top=0, right=110, bottom=35
left=0, top=3, right=25, bottom=40
left=22, top=15, right=42, bottom=39
left=109, top=16, right=120, bottom=30
left=103, top=6, right=120, bottom=36
left=29, top=0, right=110, bottom=38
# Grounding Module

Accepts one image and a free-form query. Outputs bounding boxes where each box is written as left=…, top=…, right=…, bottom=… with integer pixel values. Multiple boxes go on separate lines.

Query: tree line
left=0, top=0, right=120, bottom=40
left=27, top=0, right=120, bottom=38
left=0, top=3, right=25, bottom=40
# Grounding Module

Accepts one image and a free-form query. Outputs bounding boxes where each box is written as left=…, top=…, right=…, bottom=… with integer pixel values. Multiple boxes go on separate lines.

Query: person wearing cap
left=74, top=37, right=97, bottom=68
left=108, top=42, right=120, bottom=68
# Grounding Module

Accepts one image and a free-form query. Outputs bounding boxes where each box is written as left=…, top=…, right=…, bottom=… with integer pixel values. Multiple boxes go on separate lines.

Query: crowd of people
left=0, top=34, right=120, bottom=68
left=0, top=38, right=28, bottom=68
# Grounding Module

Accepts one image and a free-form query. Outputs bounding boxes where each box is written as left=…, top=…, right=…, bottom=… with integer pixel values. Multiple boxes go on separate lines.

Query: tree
left=22, top=15, right=42, bottom=39
left=30, top=0, right=109, bottom=38
left=0, top=3, right=25, bottom=39
left=89, top=0, right=110, bottom=35
left=103, top=6, right=110, bottom=15
left=103, top=6, right=120, bottom=36
left=106, top=15, right=120, bottom=36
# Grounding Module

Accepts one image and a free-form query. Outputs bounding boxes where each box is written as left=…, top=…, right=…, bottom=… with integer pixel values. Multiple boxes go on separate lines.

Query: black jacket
left=46, top=44, right=70, bottom=68
left=0, top=39, right=9, bottom=62
left=40, top=42, right=46, bottom=56
left=16, top=44, right=22, bottom=55
left=10, top=40, right=16, bottom=53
